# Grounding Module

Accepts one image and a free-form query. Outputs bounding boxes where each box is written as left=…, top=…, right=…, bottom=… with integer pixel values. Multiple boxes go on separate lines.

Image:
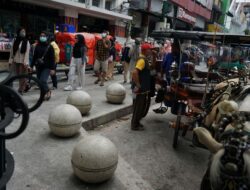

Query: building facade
left=128, top=0, right=213, bottom=39
left=0, top=0, right=132, bottom=39
left=225, top=0, right=248, bottom=34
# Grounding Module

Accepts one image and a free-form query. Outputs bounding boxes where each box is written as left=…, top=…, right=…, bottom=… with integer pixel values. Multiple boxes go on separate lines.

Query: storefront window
left=93, top=0, right=100, bottom=7
left=105, top=1, right=112, bottom=10
left=27, top=14, right=56, bottom=37
left=0, top=10, right=20, bottom=37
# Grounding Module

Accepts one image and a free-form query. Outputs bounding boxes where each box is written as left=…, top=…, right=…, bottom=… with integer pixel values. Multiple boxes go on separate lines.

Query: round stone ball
left=48, top=104, right=82, bottom=137
left=106, top=83, right=126, bottom=104
left=71, top=135, right=118, bottom=183
left=66, top=91, right=92, bottom=115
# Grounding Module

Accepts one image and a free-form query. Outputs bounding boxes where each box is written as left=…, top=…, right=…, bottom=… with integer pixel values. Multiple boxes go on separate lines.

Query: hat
left=141, top=43, right=152, bottom=51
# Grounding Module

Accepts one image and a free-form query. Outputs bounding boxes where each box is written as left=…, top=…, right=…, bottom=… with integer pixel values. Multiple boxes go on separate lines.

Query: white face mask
left=102, top=33, right=107, bottom=38
left=20, top=31, right=26, bottom=38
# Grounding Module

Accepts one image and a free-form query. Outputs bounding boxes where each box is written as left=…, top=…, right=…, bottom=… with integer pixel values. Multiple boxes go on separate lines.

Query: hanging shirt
left=65, top=43, right=72, bottom=63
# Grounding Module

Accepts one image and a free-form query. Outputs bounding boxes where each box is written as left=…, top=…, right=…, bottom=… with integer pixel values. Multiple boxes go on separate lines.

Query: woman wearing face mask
left=9, top=27, right=30, bottom=94
left=64, top=34, right=87, bottom=91
left=30, top=31, right=55, bottom=100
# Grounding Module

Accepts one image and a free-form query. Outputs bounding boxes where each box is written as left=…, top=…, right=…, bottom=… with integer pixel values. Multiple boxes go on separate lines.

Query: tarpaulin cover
left=56, top=32, right=96, bottom=65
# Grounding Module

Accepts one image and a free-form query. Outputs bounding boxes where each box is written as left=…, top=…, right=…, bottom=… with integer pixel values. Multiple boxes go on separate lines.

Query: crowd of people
left=8, top=27, right=202, bottom=130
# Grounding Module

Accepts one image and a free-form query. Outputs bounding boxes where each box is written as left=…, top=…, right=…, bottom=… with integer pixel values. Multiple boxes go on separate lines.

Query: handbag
left=35, top=46, right=50, bottom=66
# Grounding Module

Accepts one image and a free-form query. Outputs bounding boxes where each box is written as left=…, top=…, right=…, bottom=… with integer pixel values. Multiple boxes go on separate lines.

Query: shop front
left=78, top=14, right=109, bottom=33
left=0, top=1, right=60, bottom=62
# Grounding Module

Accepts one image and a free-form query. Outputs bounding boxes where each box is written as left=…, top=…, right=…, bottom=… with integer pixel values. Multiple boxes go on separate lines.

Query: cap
left=141, top=43, right=152, bottom=51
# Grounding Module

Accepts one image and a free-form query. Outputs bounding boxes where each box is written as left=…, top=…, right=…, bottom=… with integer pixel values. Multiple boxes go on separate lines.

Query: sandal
left=44, top=91, right=52, bottom=101
left=24, top=84, right=31, bottom=92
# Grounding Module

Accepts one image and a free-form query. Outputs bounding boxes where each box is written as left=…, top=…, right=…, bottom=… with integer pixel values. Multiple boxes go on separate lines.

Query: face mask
left=20, top=32, right=26, bottom=38
left=102, top=33, right=107, bottom=38
left=40, top=36, right=47, bottom=42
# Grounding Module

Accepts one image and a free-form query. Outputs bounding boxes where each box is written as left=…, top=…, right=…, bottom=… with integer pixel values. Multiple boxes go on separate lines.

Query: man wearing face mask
left=94, top=31, right=111, bottom=86
left=9, top=27, right=30, bottom=94
left=30, top=31, right=55, bottom=101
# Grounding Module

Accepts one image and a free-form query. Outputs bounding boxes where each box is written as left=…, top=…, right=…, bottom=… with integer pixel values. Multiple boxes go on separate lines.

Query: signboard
left=170, top=0, right=212, bottom=19
left=177, top=7, right=196, bottom=25
left=196, top=0, right=213, bottom=10
left=207, top=23, right=225, bottom=32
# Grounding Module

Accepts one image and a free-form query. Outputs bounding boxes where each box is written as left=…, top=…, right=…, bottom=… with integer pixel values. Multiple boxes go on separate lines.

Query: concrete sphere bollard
left=66, top=91, right=92, bottom=115
left=48, top=104, right=82, bottom=137
left=71, top=135, right=118, bottom=183
left=106, top=83, right=126, bottom=104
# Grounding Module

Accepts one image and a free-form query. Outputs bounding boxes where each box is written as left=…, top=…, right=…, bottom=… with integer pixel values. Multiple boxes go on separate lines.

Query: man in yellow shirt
left=50, top=35, right=60, bottom=89
left=131, top=43, right=152, bottom=130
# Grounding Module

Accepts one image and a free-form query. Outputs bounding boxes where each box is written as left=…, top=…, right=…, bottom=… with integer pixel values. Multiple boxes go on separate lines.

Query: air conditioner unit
left=155, top=22, right=167, bottom=31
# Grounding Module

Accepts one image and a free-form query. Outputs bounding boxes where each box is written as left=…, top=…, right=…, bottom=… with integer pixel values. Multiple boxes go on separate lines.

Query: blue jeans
left=37, top=68, right=50, bottom=92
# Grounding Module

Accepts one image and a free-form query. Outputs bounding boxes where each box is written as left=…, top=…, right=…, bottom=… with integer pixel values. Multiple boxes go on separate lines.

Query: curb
left=82, top=97, right=156, bottom=131
left=82, top=104, right=133, bottom=130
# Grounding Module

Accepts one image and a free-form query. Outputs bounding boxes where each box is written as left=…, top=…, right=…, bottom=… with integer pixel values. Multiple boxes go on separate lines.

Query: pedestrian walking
left=31, top=31, right=55, bottom=100
left=128, top=39, right=141, bottom=83
left=106, top=38, right=116, bottom=80
left=94, top=32, right=111, bottom=86
left=121, top=38, right=133, bottom=83
left=9, top=27, right=30, bottom=94
left=49, top=34, right=60, bottom=89
left=64, top=34, right=87, bottom=91
left=131, top=43, right=152, bottom=131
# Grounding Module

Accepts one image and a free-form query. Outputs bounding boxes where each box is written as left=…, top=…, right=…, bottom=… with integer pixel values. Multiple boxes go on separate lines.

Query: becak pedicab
left=151, top=30, right=250, bottom=148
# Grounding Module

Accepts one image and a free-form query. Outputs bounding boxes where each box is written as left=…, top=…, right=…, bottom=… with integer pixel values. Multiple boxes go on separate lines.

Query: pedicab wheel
left=173, top=103, right=182, bottom=149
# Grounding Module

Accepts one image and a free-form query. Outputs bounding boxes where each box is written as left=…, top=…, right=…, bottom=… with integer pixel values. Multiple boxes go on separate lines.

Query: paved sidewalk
left=7, top=104, right=209, bottom=190
left=42, top=71, right=134, bottom=130
left=5, top=70, right=210, bottom=190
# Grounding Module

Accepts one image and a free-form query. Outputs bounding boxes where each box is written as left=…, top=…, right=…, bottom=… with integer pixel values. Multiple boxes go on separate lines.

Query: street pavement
left=6, top=71, right=210, bottom=190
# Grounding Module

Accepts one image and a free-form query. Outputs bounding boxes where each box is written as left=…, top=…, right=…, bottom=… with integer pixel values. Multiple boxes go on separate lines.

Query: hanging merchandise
left=0, top=33, right=12, bottom=52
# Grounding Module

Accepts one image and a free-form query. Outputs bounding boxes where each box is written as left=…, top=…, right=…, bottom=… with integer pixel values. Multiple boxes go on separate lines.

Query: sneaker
left=94, top=79, right=100, bottom=84
left=76, top=86, right=82, bottom=90
left=100, top=81, right=104, bottom=86
left=64, top=85, right=73, bottom=91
